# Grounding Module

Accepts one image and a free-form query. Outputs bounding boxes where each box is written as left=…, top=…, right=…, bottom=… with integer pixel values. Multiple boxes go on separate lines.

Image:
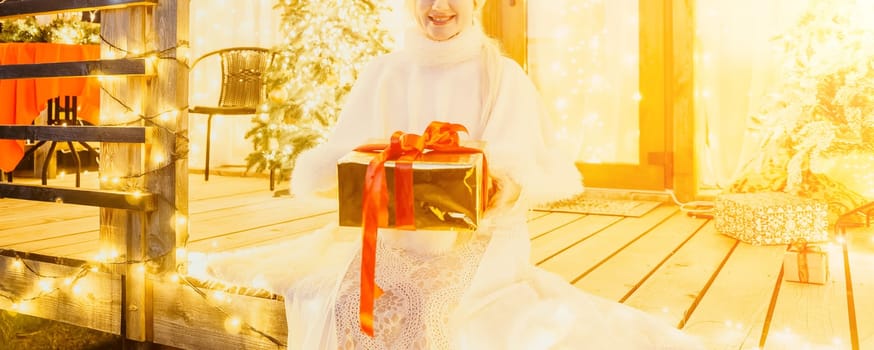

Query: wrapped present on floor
left=714, top=192, right=828, bottom=245
left=337, top=123, right=487, bottom=231
left=783, top=242, right=829, bottom=284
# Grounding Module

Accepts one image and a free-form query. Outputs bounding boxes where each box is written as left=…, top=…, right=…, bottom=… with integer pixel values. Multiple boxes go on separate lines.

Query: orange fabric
left=0, top=43, right=100, bottom=172
left=355, top=121, right=489, bottom=337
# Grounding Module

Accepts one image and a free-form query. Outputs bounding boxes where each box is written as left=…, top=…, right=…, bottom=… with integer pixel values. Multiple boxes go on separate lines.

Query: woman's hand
left=487, top=175, right=520, bottom=210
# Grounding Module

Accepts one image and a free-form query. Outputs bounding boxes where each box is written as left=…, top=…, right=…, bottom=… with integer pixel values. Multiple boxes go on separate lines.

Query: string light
left=251, top=276, right=269, bottom=290
left=0, top=2, right=389, bottom=347
left=38, top=278, right=55, bottom=293
left=0, top=14, right=100, bottom=45
left=0, top=14, right=213, bottom=348
left=212, top=290, right=228, bottom=303
left=176, top=248, right=188, bottom=261
left=529, top=0, right=640, bottom=163
left=224, top=316, right=242, bottom=334
left=241, top=0, right=394, bottom=178
left=71, top=283, right=84, bottom=296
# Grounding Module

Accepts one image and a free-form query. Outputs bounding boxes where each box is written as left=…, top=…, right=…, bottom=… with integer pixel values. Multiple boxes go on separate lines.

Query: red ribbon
left=789, top=241, right=824, bottom=283
left=355, top=121, right=489, bottom=336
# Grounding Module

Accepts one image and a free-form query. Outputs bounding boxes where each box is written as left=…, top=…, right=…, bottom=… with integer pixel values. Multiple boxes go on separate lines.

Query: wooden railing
left=0, top=0, right=157, bottom=18
left=0, top=0, right=188, bottom=346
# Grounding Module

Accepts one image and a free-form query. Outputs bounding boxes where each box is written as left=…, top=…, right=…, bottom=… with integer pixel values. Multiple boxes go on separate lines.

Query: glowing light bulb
left=252, top=276, right=269, bottom=290
left=17, top=301, right=31, bottom=312
left=39, top=278, right=54, bottom=293
left=224, top=316, right=242, bottom=334
left=554, top=98, right=568, bottom=111
left=176, top=248, right=188, bottom=260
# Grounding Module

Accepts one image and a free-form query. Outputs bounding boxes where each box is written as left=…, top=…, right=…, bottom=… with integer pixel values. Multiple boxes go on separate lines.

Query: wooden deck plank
left=0, top=202, right=97, bottom=230
left=54, top=244, right=99, bottom=261
left=529, top=214, right=622, bottom=264
left=6, top=231, right=97, bottom=255
left=526, top=212, right=585, bottom=239
left=0, top=217, right=97, bottom=245
left=189, top=191, right=278, bottom=214
left=537, top=205, right=678, bottom=282
left=526, top=209, right=551, bottom=221
left=571, top=210, right=708, bottom=302
left=623, top=221, right=736, bottom=328
left=188, top=211, right=336, bottom=252
left=681, top=243, right=787, bottom=349
left=765, top=242, right=851, bottom=349
left=0, top=197, right=47, bottom=210
left=188, top=197, right=337, bottom=243
left=188, top=176, right=274, bottom=201
left=847, top=226, right=874, bottom=349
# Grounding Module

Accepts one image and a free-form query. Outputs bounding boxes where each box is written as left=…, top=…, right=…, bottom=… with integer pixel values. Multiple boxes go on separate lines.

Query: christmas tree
left=730, top=0, right=874, bottom=221
left=245, top=0, right=393, bottom=180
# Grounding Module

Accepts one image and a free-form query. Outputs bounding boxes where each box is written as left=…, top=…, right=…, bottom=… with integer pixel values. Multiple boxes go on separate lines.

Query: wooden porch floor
left=1, top=174, right=872, bottom=349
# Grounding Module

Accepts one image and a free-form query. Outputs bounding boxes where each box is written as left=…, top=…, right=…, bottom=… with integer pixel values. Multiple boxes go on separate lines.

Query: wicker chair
left=188, top=47, right=273, bottom=184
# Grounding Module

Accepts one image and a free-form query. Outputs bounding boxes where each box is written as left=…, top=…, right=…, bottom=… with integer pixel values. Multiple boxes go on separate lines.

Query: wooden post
left=99, top=0, right=188, bottom=344
left=145, top=0, right=188, bottom=273
left=670, top=0, right=696, bottom=202
left=100, top=5, right=150, bottom=344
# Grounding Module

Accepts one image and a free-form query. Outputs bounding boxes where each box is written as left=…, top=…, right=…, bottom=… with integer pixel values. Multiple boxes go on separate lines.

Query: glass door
left=486, top=0, right=675, bottom=192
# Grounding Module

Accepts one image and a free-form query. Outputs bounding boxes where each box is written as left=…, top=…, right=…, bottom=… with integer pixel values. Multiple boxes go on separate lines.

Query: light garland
left=0, top=14, right=100, bottom=45
left=729, top=0, right=874, bottom=223
left=0, top=29, right=288, bottom=344
left=244, top=0, right=394, bottom=180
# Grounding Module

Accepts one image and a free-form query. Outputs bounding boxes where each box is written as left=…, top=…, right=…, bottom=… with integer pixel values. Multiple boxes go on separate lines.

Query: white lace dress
left=199, top=26, right=705, bottom=349
left=334, top=233, right=488, bottom=349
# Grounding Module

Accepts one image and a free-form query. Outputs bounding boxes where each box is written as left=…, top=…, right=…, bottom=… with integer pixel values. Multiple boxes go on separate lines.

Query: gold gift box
left=783, top=245, right=829, bottom=284
left=714, top=192, right=828, bottom=245
left=337, top=144, right=484, bottom=231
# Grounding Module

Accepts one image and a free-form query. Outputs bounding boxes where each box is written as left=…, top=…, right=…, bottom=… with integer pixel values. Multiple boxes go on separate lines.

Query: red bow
left=355, top=121, right=488, bottom=336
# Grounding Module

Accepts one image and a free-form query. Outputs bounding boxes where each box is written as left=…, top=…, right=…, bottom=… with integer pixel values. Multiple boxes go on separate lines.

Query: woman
left=203, top=0, right=705, bottom=348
